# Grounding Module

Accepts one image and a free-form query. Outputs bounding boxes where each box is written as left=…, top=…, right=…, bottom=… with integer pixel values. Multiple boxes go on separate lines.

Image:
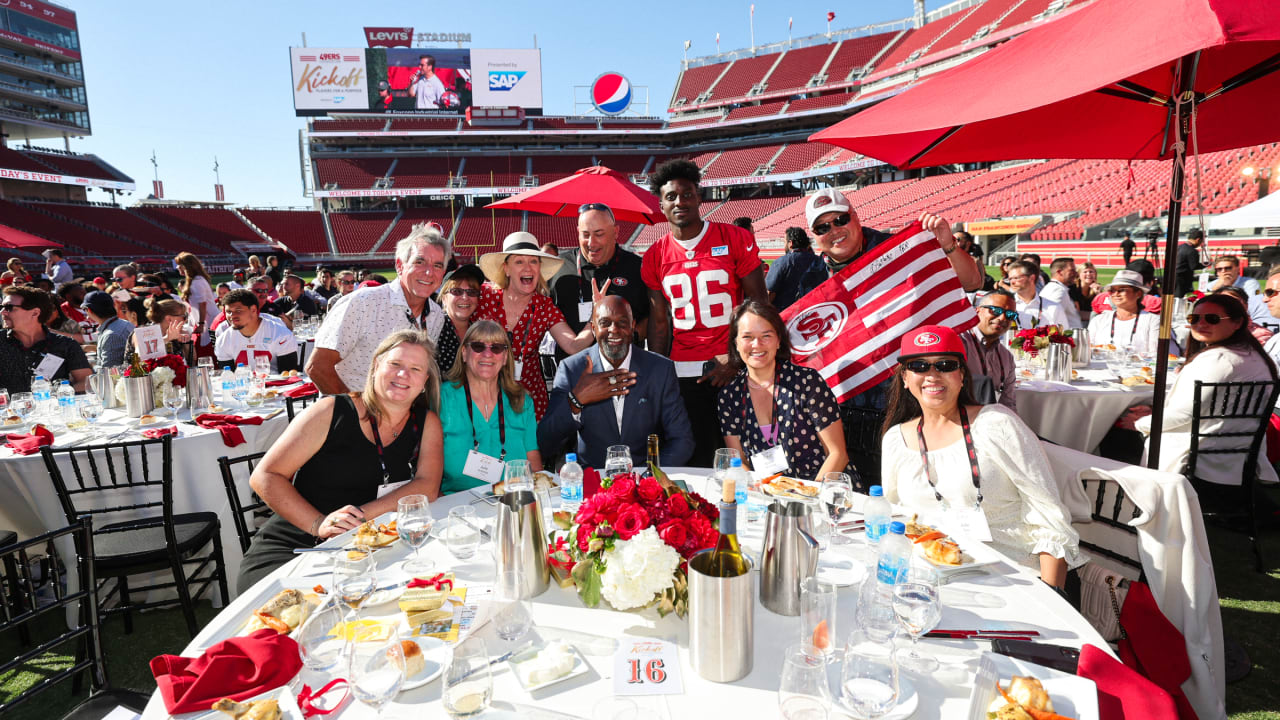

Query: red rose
left=637, top=476, right=664, bottom=503
left=687, top=513, right=718, bottom=549
left=576, top=523, right=596, bottom=553
left=658, top=519, right=689, bottom=548
left=609, top=473, right=637, bottom=500
left=666, top=492, right=692, bottom=519
left=614, top=505, right=650, bottom=540
left=594, top=494, right=621, bottom=523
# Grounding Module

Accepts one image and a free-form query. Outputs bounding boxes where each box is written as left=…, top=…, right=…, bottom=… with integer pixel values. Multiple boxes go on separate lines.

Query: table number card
left=133, top=324, right=166, bottom=361
left=613, top=636, right=682, bottom=695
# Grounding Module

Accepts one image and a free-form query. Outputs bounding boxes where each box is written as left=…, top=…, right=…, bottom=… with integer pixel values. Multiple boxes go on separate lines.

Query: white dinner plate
left=912, top=537, right=1004, bottom=575
left=180, top=683, right=304, bottom=719
left=400, top=635, right=448, bottom=691
left=966, top=651, right=1099, bottom=720
left=817, top=555, right=867, bottom=587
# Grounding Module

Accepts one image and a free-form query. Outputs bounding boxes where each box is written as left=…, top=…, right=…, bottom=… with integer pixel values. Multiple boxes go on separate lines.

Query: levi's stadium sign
left=363, top=27, right=472, bottom=47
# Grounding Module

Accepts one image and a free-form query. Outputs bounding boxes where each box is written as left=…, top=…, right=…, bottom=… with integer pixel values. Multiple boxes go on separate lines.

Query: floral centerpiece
left=550, top=472, right=719, bottom=618
left=1009, top=325, right=1075, bottom=358
left=114, top=353, right=187, bottom=403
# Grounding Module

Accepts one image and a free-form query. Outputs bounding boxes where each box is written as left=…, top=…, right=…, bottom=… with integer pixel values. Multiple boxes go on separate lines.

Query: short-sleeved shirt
left=716, top=362, right=841, bottom=480
left=215, top=314, right=298, bottom=371
left=0, top=329, right=92, bottom=392
left=641, top=221, right=762, bottom=361
left=476, top=285, right=565, bottom=419
left=765, top=249, right=828, bottom=311
left=549, top=246, right=649, bottom=338
left=439, top=380, right=538, bottom=495
left=313, top=281, right=445, bottom=392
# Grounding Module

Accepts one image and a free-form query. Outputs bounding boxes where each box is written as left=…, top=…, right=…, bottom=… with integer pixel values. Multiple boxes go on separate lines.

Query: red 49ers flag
left=780, top=222, right=978, bottom=403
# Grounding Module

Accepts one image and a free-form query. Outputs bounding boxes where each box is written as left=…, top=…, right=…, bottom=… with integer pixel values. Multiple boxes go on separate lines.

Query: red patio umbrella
left=0, top=223, right=61, bottom=249
left=485, top=165, right=663, bottom=224
left=810, top=0, right=1280, bottom=472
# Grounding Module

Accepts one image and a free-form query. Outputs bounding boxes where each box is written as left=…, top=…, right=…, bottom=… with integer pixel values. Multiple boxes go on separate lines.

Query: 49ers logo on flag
left=780, top=222, right=978, bottom=403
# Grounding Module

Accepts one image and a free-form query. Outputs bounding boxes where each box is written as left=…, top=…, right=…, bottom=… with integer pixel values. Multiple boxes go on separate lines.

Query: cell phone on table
left=990, top=639, right=1081, bottom=675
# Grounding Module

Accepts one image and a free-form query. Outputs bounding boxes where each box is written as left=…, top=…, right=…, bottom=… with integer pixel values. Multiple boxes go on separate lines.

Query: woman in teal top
left=439, top=319, right=542, bottom=494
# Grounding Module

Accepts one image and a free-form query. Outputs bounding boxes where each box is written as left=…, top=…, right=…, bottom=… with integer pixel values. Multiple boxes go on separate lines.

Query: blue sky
left=38, top=1, right=919, bottom=207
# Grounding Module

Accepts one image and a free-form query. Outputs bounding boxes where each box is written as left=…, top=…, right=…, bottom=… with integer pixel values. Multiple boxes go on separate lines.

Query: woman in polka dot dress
left=478, top=232, right=596, bottom=419
left=717, top=300, right=849, bottom=482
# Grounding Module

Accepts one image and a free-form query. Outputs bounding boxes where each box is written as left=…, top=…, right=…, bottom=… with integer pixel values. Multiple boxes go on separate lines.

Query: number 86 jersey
left=641, top=222, right=762, bottom=362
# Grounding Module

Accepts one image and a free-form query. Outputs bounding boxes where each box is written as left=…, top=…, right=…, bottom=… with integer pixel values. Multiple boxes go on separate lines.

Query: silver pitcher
left=1070, top=328, right=1091, bottom=367
left=121, top=375, right=153, bottom=418
left=759, top=500, right=819, bottom=616
left=493, top=490, right=550, bottom=599
left=1044, top=343, right=1072, bottom=383
left=187, top=366, right=214, bottom=413
left=688, top=548, right=754, bottom=682
left=89, top=366, right=120, bottom=408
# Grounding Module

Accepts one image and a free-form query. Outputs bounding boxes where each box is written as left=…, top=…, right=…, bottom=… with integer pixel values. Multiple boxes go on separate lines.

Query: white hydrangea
left=112, top=366, right=176, bottom=404
left=600, top=527, right=681, bottom=611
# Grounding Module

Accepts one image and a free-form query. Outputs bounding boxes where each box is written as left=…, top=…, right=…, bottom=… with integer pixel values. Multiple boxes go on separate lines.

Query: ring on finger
left=608, top=376, right=618, bottom=386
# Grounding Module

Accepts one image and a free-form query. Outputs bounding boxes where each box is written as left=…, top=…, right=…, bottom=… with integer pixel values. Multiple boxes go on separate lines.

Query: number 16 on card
left=612, top=637, right=682, bottom=695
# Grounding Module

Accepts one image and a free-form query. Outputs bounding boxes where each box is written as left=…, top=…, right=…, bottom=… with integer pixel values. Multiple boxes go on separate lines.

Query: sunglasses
left=812, top=213, right=852, bottom=236
left=447, top=287, right=481, bottom=298
left=979, top=305, right=1018, bottom=321
left=252, top=289, right=270, bottom=295
left=338, top=279, right=355, bottom=285
left=578, top=202, right=611, bottom=214
left=1265, top=289, right=1280, bottom=299
left=1215, top=266, right=1236, bottom=273
left=1187, top=313, right=1231, bottom=325
left=902, top=358, right=963, bottom=374
left=0, top=304, right=22, bottom=312
left=467, top=341, right=508, bottom=355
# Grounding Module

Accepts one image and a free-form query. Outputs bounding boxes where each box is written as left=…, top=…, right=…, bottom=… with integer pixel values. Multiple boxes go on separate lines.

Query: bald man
left=549, top=203, right=649, bottom=353
left=539, top=295, right=692, bottom=468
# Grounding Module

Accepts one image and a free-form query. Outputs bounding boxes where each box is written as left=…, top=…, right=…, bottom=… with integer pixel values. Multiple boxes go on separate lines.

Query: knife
left=458, top=516, right=491, bottom=541
left=926, top=629, right=1040, bottom=639
left=455, top=640, right=535, bottom=682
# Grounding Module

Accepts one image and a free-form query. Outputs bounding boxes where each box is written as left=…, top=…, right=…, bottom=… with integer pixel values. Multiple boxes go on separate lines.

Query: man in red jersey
left=643, top=159, right=768, bottom=465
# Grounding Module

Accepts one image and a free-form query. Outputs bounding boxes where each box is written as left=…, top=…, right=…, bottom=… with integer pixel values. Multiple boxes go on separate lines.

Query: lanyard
left=463, top=378, right=506, bottom=461
left=916, top=406, right=982, bottom=505
left=367, top=407, right=421, bottom=484
left=741, top=370, right=781, bottom=448
left=1110, top=309, right=1142, bottom=346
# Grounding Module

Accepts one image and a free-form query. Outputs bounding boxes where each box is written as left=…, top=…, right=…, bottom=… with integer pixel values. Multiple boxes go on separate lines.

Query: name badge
left=376, top=480, right=410, bottom=498
left=674, top=361, right=704, bottom=379
left=35, top=353, right=64, bottom=378
left=935, top=504, right=993, bottom=543
left=577, top=301, right=594, bottom=323
left=514, top=359, right=524, bottom=382
left=463, top=449, right=504, bottom=484
left=751, top=445, right=789, bottom=476
left=711, top=245, right=729, bottom=257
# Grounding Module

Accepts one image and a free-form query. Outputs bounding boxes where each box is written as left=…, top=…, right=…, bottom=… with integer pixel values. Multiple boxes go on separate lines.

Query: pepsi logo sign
left=915, top=332, right=941, bottom=347
left=787, top=302, right=848, bottom=355
left=591, top=72, right=633, bottom=116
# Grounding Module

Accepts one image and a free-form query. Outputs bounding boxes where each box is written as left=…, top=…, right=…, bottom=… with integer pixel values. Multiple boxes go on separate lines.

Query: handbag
left=1078, top=562, right=1130, bottom=642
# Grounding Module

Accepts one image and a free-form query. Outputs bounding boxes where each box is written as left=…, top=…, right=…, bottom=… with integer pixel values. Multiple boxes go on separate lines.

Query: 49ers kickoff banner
left=780, top=222, right=978, bottom=403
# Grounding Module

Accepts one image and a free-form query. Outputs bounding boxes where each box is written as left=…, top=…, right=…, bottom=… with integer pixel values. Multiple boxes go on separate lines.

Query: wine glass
left=503, top=459, right=533, bottom=493
left=820, top=472, right=853, bottom=545
left=711, top=447, right=741, bottom=494
left=840, top=630, right=900, bottom=719
left=78, top=396, right=103, bottom=438
left=445, top=506, right=481, bottom=560
left=778, top=643, right=833, bottom=720
left=443, top=637, right=492, bottom=717
left=348, top=629, right=405, bottom=716
left=605, top=445, right=632, bottom=477
left=296, top=599, right=346, bottom=672
left=245, top=376, right=266, bottom=408
left=0, top=387, right=9, bottom=417
left=800, top=577, right=838, bottom=664
left=163, top=384, right=186, bottom=419
left=11, top=392, right=34, bottom=427
left=892, top=565, right=942, bottom=673
left=397, top=494, right=435, bottom=576
left=331, top=553, right=377, bottom=622
left=254, top=354, right=271, bottom=378
left=493, top=568, right=532, bottom=642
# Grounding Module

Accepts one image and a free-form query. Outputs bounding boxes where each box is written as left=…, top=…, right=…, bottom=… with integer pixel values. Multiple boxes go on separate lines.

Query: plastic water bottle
left=875, top=521, right=911, bottom=587
left=559, top=454, right=583, bottom=514
left=31, top=374, right=51, bottom=418
left=863, top=485, right=892, bottom=545
left=56, top=380, right=75, bottom=422
left=728, top=458, right=750, bottom=528
left=219, top=369, right=236, bottom=403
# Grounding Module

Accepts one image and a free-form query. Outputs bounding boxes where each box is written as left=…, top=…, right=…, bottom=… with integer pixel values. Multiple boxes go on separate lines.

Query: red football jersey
left=641, top=221, right=762, bottom=361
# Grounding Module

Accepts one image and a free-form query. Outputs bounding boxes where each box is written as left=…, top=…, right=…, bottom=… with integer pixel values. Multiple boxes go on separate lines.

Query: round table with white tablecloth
left=140, top=468, right=1108, bottom=720
left=1015, top=365, right=1155, bottom=453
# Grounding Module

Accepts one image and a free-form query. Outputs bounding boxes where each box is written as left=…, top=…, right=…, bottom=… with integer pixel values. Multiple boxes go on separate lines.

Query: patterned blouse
left=477, top=285, right=566, bottom=420
left=717, top=361, right=841, bottom=480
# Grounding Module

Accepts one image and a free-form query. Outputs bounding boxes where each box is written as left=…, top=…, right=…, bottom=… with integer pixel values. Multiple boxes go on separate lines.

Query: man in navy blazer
left=540, top=296, right=694, bottom=468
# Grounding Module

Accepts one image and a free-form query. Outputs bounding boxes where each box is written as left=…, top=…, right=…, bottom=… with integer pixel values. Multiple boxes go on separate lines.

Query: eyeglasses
left=447, top=287, right=481, bottom=298
left=1264, top=288, right=1280, bottom=299
left=338, top=279, right=355, bottom=285
left=1187, top=313, right=1229, bottom=325
left=812, top=213, right=852, bottom=236
left=979, top=305, right=1018, bottom=321
left=902, top=358, right=963, bottom=373
left=1215, top=266, right=1236, bottom=273
left=467, top=341, right=508, bottom=355
left=252, top=288, right=270, bottom=295
left=578, top=202, right=611, bottom=214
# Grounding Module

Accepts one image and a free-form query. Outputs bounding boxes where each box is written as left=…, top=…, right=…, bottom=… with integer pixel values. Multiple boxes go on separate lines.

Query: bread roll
left=398, top=639, right=425, bottom=677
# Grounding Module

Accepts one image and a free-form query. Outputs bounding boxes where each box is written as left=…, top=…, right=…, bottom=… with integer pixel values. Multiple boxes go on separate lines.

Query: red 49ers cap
left=899, top=325, right=966, bottom=361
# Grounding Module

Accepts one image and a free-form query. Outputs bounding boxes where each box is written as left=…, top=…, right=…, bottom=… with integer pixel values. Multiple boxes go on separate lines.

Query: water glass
left=198, top=356, right=214, bottom=371
left=348, top=630, right=405, bottom=715
left=805, top=500, right=832, bottom=552
left=840, top=631, right=900, bottom=719
left=332, top=553, right=377, bottom=621
left=855, top=576, right=898, bottom=644
left=296, top=599, right=345, bottom=672
left=245, top=376, right=266, bottom=407
left=443, top=637, right=492, bottom=717
left=78, top=396, right=103, bottom=437
left=821, top=473, right=854, bottom=545
left=254, top=354, right=271, bottom=378
left=163, top=384, right=186, bottom=418
left=503, top=459, right=533, bottom=492
left=0, top=387, right=9, bottom=415
left=711, top=447, right=741, bottom=494
left=779, top=643, right=833, bottom=720
left=605, top=444, right=633, bottom=477
left=445, top=506, right=481, bottom=560
left=397, top=494, right=435, bottom=576
left=892, top=565, right=942, bottom=673
left=11, top=392, right=33, bottom=425
left=493, top=568, right=533, bottom=642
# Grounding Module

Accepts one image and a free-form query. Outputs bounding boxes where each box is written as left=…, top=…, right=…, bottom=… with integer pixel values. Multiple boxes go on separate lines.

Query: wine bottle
left=646, top=434, right=688, bottom=492
left=128, top=350, right=147, bottom=377
left=708, top=465, right=750, bottom=578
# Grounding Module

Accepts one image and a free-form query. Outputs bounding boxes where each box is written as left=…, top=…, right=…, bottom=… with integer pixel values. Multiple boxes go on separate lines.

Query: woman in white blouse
left=1086, top=269, right=1161, bottom=355
left=880, top=325, right=1081, bottom=588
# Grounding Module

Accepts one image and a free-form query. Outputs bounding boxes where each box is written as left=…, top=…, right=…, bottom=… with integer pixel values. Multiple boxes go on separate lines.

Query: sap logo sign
left=488, top=71, right=527, bottom=91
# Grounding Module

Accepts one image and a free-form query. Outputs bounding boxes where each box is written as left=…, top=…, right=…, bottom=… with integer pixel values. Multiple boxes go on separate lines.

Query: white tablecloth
left=1016, top=366, right=1155, bottom=452
left=141, top=469, right=1109, bottom=720
left=0, top=404, right=289, bottom=598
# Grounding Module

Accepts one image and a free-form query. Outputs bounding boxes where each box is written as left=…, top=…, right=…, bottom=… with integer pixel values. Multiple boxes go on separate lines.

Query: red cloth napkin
left=141, top=426, right=179, bottom=439
left=1116, top=581, right=1198, bottom=720
left=265, top=377, right=302, bottom=387
left=283, top=382, right=318, bottom=399
left=583, top=466, right=601, bottom=499
left=150, top=628, right=302, bottom=715
left=195, top=413, right=265, bottom=448
left=1078, top=643, right=1178, bottom=720
left=5, top=424, right=54, bottom=455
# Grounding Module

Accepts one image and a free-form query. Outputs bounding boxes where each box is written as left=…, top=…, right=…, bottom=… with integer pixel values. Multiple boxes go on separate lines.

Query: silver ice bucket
left=122, top=375, right=153, bottom=418
left=493, top=490, right=550, bottom=599
left=688, top=548, right=754, bottom=682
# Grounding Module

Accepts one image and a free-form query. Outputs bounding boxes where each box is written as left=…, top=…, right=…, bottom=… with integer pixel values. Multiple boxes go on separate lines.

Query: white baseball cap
left=804, top=189, right=852, bottom=231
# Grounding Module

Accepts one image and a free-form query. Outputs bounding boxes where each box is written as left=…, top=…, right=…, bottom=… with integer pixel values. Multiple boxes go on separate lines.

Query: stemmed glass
left=493, top=567, right=533, bottom=642
left=163, top=384, right=186, bottom=420
left=892, top=565, right=942, bottom=673
left=778, top=643, right=833, bottom=719
left=820, top=472, right=854, bottom=545
left=348, top=630, right=406, bottom=716
left=331, top=552, right=377, bottom=622
left=840, top=630, right=900, bottom=719
left=296, top=599, right=346, bottom=672
left=78, top=395, right=103, bottom=438
left=254, top=354, right=271, bottom=378
left=397, top=494, right=435, bottom=576
left=711, top=447, right=741, bottom=495
left=605, top=445, right=632, bottom=477
left=11, top=392, right=34, bottom=428
left=443, top=637, right=492, bottom=717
